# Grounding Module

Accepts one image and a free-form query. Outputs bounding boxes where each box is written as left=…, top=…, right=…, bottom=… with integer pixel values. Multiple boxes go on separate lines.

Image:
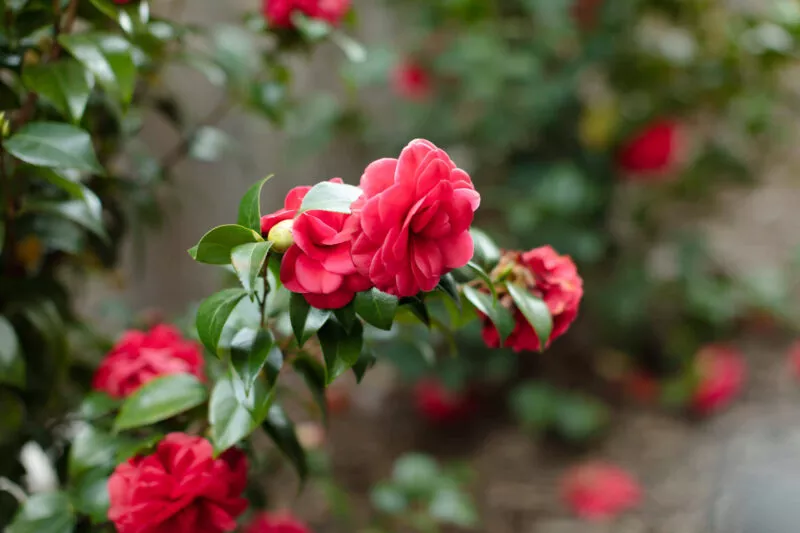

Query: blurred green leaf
left=351, top=348, right=376, bottom=384
left=0, top=390, right=24, bottom=443
left=23, top=186, right=108, bottom=241
left=429, top=484, right=478, bottom=527
left=370, top=483, right=407, bottom=514
left=261, top=404, right=307, bottom=485
left=436, top=274, right=461, bottom=310
left=21, top=61, right=94, bottom=122
left=509, top=382, right=557, bottom=432
left=231, top=241, right=272, bottom=297
left=292, top=355, right=328, bottom=422
left=392, top=454, right=440, bottom=497
left=114, top=374, right=207, bottom=431
left=318, top=319, right=363, bottom=384
left=70, top=470, right=109, bottom=524
left=68, top=425, right=118, bottom=478
left=196, top=288, right=249, bottom=356
left=229, top=327, right=279, bottom=393
left=6, top=122, right=102, bottom=173
left=189, top=224, right=263, bottom=265
left=354, top=288, right=398, bottom=331
left=78, top=392, right=120, bottom=420
left=7, top=492, right=75, bottom=533
left=470, top=228, right=501, bottom=270
left=553, top=395, right=610, bottom=443
left=58, top=33, right=136, bottom=103
left=0, top=316, right=25, bottom=387
left=289, top=292, right=331, bottom=347
left=209, top=373, right=274, bottom=454
left=462, top=286, right=513, bottom=342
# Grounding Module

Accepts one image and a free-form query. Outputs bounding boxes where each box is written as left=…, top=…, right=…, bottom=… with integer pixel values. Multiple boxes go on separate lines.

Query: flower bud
left=0, top=112, right=10, bottom=138
left=267, top=218, right=294, bottom=252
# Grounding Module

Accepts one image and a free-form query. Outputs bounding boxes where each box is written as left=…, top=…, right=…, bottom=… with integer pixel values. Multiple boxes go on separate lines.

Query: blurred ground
left=279, top=334, right=800, bottom=533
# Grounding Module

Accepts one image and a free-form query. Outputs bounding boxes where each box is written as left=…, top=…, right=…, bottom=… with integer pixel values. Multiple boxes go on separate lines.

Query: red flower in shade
left=788, top=341, right=800, bottom=380
left=617, top=119, right=684, bottom=178
left=92, top=324, right=205, bottom=398
left=691, top=345, right=746, bottom=415
left=392, top=60, right=432, bottom=101
left=244, top=512, right=312, bottom=533
left=263, top=0, right=350, bottom=29
left=481, top=246, right=583, bottom=352
left=350, top=139, right=480, bottom=297
left=108, top=433, right=248, bottom=533
left=561, top=462, right=642, bottom=521
left=414, top=380, right=477, bottom=424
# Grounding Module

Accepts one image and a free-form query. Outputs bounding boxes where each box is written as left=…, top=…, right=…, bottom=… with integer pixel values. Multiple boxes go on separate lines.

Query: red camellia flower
left=350, top=139, right=480, bottom=297
left=245, top=512, right=312, bottom=533
left=691, top=344, right=746, bottom=415
left=92, top=324, right=205, bottom=398
left=414, top=379, right=477, bottom=424
left=263, top=0, right=351, bottom=28
left=617, top=119, right=684, bottom=178
left=787, top=341, right=800, bottom=380
left=481, top=246, right=583, bottom=352
left=561, top=462, right=642, bottom=521
left=392, top=60, right=432, bottom=101
left=108, top=433, right=248, bottom=533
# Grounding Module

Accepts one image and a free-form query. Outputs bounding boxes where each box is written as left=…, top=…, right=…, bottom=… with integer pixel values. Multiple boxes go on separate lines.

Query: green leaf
left=196, top=288, right=248, bottom=356
left=289, top=292, right=331, bottom=347
left=470, top=227, right=501, bottom=270
left=114, top=433, right=163, bottom=463
left=352, top=349, right=376, bottom=383
left=318, top=320, right=363, bottom=385
left=78, top=392, right=120, bottom=420
left=189, top=224, right=262, bottom=265
left=354, top=288, right=398, bottom=331
left=70, top=470, right=109, bottom=525
left=392, top=454, right=440, bottom=496
left=370, top=483, right=408, bottom=514
left=466, top=261, right=496, bottom=301
left=0, top=390, right=24, bottom=443
left=209, top=373, right=274, bottom=454
left=21, top=61, right=94, bottom=122
left=399, top=296, right=431, bottom=327
left=58, top=33, right=136, bottom=104
left=299, top=181, right=362, bottom=214
left=436, top=273, right=461, bottom=310
left=553, top=395, right=610, bottom=443
left=0, top=316, right=25, bottom=387
left=462, top=286, right=513, bottom=342
left=24, top=186, right=108, bottom=241
left=25, top=166, right=85, bottom=199
left=229, top=327, right=280, bottom=393
left=231, top=241, right=272, bottom=296
left=5, top=122, right=102, bottom=173
left=330, top=31, right=367, bottom=63
left=290, top=12, right=332, bottom=40
left=506, top=283, right=553, bottom=351
left=261, top=404, right=307, bottom=485
left=509, top=382, right=557, bottom=432
left=292, top=355, right=328, bottom=422
left=429, top=485, right=478, bottom=527
left=333, top=302, right=358, bottom=332
left=68, top=425, right=118, bottom=478
left=114, top=374, right=207, bottom=431
left=7, top=492, right=75, bottom=533
left=237, top=175, right=273, bottom=232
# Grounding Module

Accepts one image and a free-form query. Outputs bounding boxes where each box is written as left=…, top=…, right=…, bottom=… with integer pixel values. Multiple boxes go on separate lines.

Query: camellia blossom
left=392, top=60, right=432, bottom=101
left=691, top=344, right=746, bottom=415
left=244, top=512, right=312, bottom=533
left=92, top=324, right=205, bottom=398
left=108, top=433, right=248, bottom=533
left=481, top=246, right=583, bottom=352
left=617, top=119, right=684, bottom=178
left=414, top=379, right=477, bottom=424
left=350, top=139, right=480, bottom=297
left=263, top=0, right=351, bottom=28
left=561, top=462, right=642, bottom=521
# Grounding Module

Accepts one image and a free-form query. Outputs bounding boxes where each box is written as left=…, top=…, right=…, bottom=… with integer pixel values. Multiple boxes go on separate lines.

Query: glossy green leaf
left=114, top=374, right=207, bottom=431
left=261, top=404, right=307, bottom=485
left=334, top=302, right=358, bottom=333
left=22, top=61, right=94, bottom=122
left=506, top=283, right=553, bottom=351
left=299, top=181, right=362, bottom=214
left=237, top=175, right=273, bottom=232
left=318, top=319, right=363, bottom=384
left=68, top=425, right=118, bottom=478
left=354, top=288, right=398, bottom=330
left=7, top=492, right=75, bottom=533
left=436, top=274, right=461, bottom=310
left=70, top=470, right=109, bottom=525
left=470, top=228, right=501, bottom=270
left=25, top=166, right=85, bottom=199
left=5, top=122, right=102, bottom=173
left=24, top=186, right=108, bottom=241
left=58, top=33, right=136, bottom=103
left=189, top=224, right=262, bottom=265
left=209, top=373, right=274, bottom=454
left=398, top=296, right=431, bottom=327
left=229, top=327, right=279, bottom=393
left=0, top=316, right=24, bottom=387
left=231, top=241, right=272, bottom=296
left=462, top=286, right=513, bottom=342
left=292, top=355, right=327, bottom=422
left=466, top=261, right=496, bottom=301
left=351, top=349, right=376, bottom=383
left=79, top=392, right=121, bottom=420
left=196, top=288, right=248, bottom=356
left=115, top=433, right=163, bottom=463
left=289, top=292, right=331, bottom=347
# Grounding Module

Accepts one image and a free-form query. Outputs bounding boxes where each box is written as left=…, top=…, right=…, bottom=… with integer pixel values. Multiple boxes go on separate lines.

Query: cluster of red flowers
left=262, top=0, right=351, bottom=28
left=264, top=139, right=481, bottom=309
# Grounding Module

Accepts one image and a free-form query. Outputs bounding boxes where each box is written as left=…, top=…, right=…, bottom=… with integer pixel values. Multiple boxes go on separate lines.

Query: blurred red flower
left=350, top=139, right=480, bottom=297
left=108, top=433, right=248, bottom=533
left=617, top=119, right=684, bottom=179
left=691, top=344, right=746, bottom=415
left=263, top=0, right=350, bottom=29
left=245, top=512, right=312, bottom=533
left=392, top=60, right=432, bottom=101
left=561, top=462, right=641, bottom=521
left=572, top=0, right=604, bottom=30
left=414, top=379, right=477, bottom=424
left=92, top=324, right=205, bottom=398
left=481, top=246, right=583, bottom=352
left=788, top=341, right=800, bottom=380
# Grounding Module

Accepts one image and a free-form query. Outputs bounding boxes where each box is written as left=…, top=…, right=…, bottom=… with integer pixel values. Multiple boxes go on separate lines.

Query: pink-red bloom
left=244, top=512, right=312, bottom=533
left=260, top=184, right=312, bottom=237
left=263, top=0, right=350, bottom=28
left=92, top=324, right=205, bottom=399
left=392, top=60, right=432, bottom=101
left=691, top=345, right=746, bottom=415
left=108, top=433, right=248, bottom=533
left=617, top=119, right=684, bottom=178
left=350, top=139, right=480, bottom=297
left=561, top=462, right=641, bottom=521
left=414, top=379, right=477, bottom=424
left=481, top=246, right=583, bottom=352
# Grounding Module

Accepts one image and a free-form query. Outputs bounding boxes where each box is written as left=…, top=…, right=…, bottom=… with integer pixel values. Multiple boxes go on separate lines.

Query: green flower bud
left=268, top=219, right=295, bottom=252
